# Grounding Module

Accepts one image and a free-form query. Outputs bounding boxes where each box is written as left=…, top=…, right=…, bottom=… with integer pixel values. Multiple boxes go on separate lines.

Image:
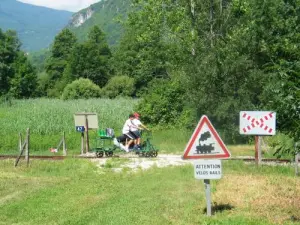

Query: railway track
left=0, top=154, right=298, bottom=163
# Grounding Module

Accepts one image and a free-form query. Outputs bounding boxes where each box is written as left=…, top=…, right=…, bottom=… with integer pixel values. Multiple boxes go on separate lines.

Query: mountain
left=68, top=0, right=130, bottom=46
left=0, top=0, right=72, bottom=51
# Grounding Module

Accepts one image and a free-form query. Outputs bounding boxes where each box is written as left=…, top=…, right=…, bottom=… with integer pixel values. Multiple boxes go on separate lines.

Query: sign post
left=183, top=116, right=230, bottom=216
left=194, top=159, right=222, bottom=216
left=204, top=179, right=211, bottom=216
left=255, top=136, right=262, bottom=165
left=239, top=111, right=276, bottom=165
left=74, top=113, right=98, bottom=154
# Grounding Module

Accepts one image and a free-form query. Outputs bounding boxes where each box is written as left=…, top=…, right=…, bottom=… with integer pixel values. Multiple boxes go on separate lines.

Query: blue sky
left=17, top=0, right=100, bottom=12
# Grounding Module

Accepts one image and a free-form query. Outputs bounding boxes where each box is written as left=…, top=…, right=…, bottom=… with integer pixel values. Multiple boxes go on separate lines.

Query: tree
left=247, top=0, right=300, bottom=149
left=0, top=29, right=37, bottom=98
left=0, top=29, right=19, bottom=95
left=113, top=0, right=192, bottom=91
left=10, top=52, right=38, bottom=98
left=67, top=26, right=112, bottom=87
left=115, top=0, right=299, bottom=146
left=45, top=29, right=77, bottom=96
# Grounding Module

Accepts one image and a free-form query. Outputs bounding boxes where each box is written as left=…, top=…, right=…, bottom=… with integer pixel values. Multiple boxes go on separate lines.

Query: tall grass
left=0, top=98, right=138, bottom=134
left=0, top=98, right=281, bottom=158
left=0, top=98, right=138, bottom=154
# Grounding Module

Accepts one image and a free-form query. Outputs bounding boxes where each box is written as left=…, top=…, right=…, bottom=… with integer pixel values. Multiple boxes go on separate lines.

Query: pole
left=85, top=115, right=89, bottom=153
left=19, top=133, right=22, bottom=152
left=255, top=136, right=262, bottom=165
left=25, top=128, right=30, bottom=166
left=258, top=136, right=262, bottom=164
left=81, top=132, right=84, bottom=155
left=15, top=140, right=27, bottom=167
left=62, top=131, right=67, bottom=156
left=204, top=179, right=212, bottom=216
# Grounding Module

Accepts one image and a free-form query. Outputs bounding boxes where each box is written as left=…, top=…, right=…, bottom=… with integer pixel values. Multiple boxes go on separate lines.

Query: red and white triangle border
left=183, top=115, right=231, bottom=160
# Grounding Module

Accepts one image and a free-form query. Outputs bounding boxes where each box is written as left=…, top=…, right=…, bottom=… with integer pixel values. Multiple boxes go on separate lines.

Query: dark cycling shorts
left=131, top=130, right=141, bottom=138
left=124, top=131, right=138, bottom=140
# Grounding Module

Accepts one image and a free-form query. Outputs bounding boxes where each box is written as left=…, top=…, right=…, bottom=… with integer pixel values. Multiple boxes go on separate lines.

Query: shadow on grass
left=203, top=203, right=234, bottom=214
left=290, top=215, right=300, bottom=222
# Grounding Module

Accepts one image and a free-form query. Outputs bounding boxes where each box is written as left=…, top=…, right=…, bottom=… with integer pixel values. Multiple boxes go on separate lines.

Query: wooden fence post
left=56, top=132, right=67, bottom=156
left=15, top=128, right=29, bottom=167
left=63, top=131, right=67, bottom=156
left=25, top=128, right=30, bottom=166
left=19, top=133, right=22, bottom=152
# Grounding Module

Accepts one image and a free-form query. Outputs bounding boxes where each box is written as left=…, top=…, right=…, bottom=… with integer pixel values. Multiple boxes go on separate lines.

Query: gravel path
left=86, top=153, right=298, bottom=172
left=90, top=154, right=193, bottom=172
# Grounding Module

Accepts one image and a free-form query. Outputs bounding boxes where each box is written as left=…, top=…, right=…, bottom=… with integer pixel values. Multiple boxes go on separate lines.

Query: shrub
left=61, top=78, right=101, bottom=100
left=135, top=79, right=193, bottom=127
left=267, top=133, right=297, bottom=158
left=102, top=76, right=135, bottom=98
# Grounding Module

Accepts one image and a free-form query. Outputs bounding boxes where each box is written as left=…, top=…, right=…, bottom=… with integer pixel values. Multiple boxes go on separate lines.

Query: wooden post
left=81, top=132, right=84, bottom=155
left=19, top=133, right=22, bottom=152
left=62, top=131, right=67, bottom=156
left=15, top=128, right=29, bottom=167
left=258, top=136, right=262, bottom=164
left=255, top=136, right=262, bottom=165
left=85, top=115, right=89, bottom=153
left=25, top=128, right=30, bottom=166
left=15, top=140, right=27, bottom=167
left=204, top=179, right=212, bottom=216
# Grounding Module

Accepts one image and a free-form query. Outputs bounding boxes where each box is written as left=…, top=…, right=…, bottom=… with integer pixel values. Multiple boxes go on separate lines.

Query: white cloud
left=17, top=0, right=100, bottom=12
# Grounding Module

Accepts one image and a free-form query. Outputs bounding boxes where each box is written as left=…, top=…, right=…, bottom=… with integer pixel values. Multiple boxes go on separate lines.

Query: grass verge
left=0, top=159, right=299, bottom=225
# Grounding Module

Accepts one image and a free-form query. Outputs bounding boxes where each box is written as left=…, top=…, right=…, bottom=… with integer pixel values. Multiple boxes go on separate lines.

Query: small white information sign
left=194, top=160, right=222, bottom=180
left=74, top=113, right=99, bottom=130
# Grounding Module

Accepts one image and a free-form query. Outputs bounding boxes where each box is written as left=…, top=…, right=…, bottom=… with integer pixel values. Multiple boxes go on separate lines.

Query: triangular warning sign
left=183, top=115, right=231, bottom=159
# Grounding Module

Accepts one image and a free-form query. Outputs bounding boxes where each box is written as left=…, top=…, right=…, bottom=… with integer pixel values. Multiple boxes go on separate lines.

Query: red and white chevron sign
left=239, top=111, right=276, bottom=135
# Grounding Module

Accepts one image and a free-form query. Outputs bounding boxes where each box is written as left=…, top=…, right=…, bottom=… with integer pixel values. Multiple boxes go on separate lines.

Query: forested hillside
left=0, top=0, right=299, bottom=154
left=68, top=0, right=129, bottom=45
left=0, top=0, right=72, bottom=51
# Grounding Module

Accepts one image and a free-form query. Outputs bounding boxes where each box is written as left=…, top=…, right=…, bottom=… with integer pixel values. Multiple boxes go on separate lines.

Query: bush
left=102, top=76, right=135, bottom=98
left=267, top=133, right=297, bottom=158
left=61, top=78, right=101, bottom=100
left=135, top=79, right=194, bottom=127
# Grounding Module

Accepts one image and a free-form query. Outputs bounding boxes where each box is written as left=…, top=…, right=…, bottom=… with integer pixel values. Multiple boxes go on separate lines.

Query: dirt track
left=88, top=152, right=296, bottom=172
left=90, top=154, right=193, bottom=172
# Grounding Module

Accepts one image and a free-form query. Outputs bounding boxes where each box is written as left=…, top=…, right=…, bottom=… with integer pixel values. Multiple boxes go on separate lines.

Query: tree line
left=118, top=0, right=299, bottom=147
left=0, top=0, right=299, bottom=148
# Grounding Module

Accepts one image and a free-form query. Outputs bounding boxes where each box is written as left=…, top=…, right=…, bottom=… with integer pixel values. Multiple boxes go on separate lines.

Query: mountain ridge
left=68, top=0, right=130, bottom=46
left=0, top=0, right=72, bottom=51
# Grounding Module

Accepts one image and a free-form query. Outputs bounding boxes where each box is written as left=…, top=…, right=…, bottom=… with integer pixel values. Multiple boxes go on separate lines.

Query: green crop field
left=0, top=98, right=197, bottom=156
left=0, top=98, right=138, bottom=154
left=0, top=98, right=276, bottom=158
